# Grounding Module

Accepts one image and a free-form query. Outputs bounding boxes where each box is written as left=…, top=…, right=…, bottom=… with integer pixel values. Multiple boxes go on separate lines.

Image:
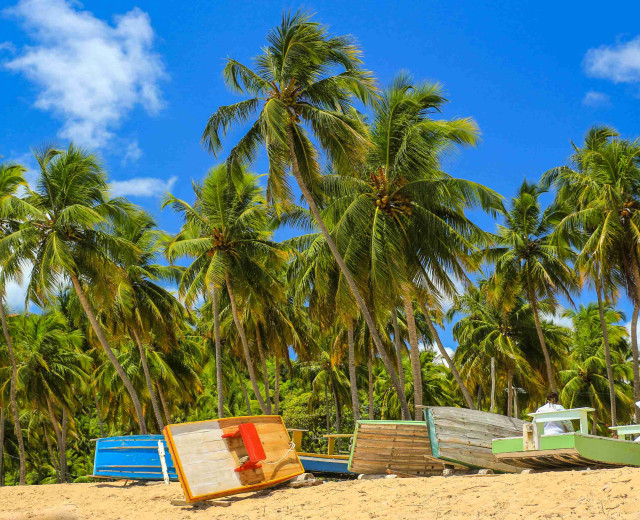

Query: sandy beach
left=2, top=467, right=640, bottom=520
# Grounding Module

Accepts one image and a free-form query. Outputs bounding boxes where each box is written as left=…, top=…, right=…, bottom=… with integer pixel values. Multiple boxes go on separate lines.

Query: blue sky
left=2, top=0, right=640, bottom=350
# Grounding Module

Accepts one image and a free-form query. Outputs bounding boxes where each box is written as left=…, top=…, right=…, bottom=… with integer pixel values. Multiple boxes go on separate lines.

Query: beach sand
left=1, top=467, right=639, bottom=519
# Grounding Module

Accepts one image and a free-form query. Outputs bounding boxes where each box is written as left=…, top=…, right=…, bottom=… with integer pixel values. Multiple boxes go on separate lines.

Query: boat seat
left=222, top=423, right=266, bottom=472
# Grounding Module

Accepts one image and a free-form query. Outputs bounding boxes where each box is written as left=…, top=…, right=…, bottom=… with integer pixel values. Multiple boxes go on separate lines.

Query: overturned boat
left=164, top=415, right=304, bottom=502
left=348, top=407, right=526, bottom=475
left=492, top=407, right=640, bottom=470
left=92, top=435, right=178, bottom=481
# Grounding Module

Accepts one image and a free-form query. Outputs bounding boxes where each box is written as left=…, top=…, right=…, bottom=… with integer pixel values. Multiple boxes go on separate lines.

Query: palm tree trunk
left=157, top=384, right=171, bottom=424
left=93, top=389, right=105, bottom=438
left=286, top=126, right=411, bottom=420
left=417, top=299, right=475, bottom=409
left=235, top=364, right=253, bottom=415
left=0, top=298, right=25, bottom=485
left=224, top=272, right=269, bottom=414
left=274, top=348, right=280, bottom=415
left=507, top=368, right=513, bottom=418
left=325, top=384, right=330, bottom=433
left=212, top=285, right=224, bottom=418
left=332, top=380, right=342, bottom=452
left=255, top=326, right=272, bottom=414
left=0, top=406, right=4, bottom=487
left=527, top=282, right=557, bottom=393
left=60, top=407, right=68, bottom=483
left=347, top=320, right=359, bottom=422
left=69, top=272, right=147, bottom=433
left=490, top=357, right=496, bottom=413
left=46, top=397, right=64, bottom=483
left=632, top=302, right=640, bottom=423
left=402, top=286, right=423, bottom=419
left=596, top=273, right=617, bottom=427
left=476, top=385, right=483, bottom=411
left=590, top=393, right=598, bottom=435
left=391, top=308, right=407, bottom=420
left=368, top=342, right=374, bottom=420
left=131, top=328, right=165, bottom=432
left=44, top=425, right=59, bottom=482
left=513, top=386, right=518, bottom=418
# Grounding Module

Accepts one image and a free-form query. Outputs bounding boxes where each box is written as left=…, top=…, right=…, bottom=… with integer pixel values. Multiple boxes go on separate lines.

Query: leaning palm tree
left=201, top=12, right=411, bottom=419
left=490, top=181, right=576, bottom=393
left=0, top=161, right=41, bottom=484
left=6, top=145, right=148, bottom=433
left=164, top=164, right=284, bottom=415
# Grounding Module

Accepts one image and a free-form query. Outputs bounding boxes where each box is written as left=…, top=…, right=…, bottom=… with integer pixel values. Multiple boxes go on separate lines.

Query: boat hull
left=299, top=454, right=351, bottom=474
left=92, top=435, right=178, bottom=481
left=493, top=432, right=640, bottom=469
left=164, top=415, right=304, bottom=502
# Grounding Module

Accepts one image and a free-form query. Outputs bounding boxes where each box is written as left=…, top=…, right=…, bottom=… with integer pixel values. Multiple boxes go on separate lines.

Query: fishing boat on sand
left=164, top=415, right=304, bottom=502
left=92, top=435, right=178, bottom=481
left=348, top=407, right=526, bottom=475
left=492, top=407, right=640, bottom=470
left=288, top=429, right=353, bottom=475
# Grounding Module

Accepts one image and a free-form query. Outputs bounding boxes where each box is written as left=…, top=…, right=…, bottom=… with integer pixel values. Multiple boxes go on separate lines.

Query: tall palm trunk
left=287, top=126, right=411, bottom=420
left=632, top=302, right=640, bottom=423
left=513, top=386, right=518, bottom=418
left=69, top=272, right=147, bottom=433
left=417, top=299, right=475, bottom=409
left=476, top=386, right=483, bottom=410
left=402, top=286, right=422, bottom=419
left=590, top=393, right=598, bottom=435
left=44, top=424, right=59, bottom=482
left=391, top=307, right=407, bottom=419
left=131, top=328, right=165, bottom=432
left=527, top=282, right=557, bottom=393
left=157, top=384, right=171, bottom=424
left=93, top=390, right=105, bottom=438
left=60, top=407, right=68, bottom=483
left=274, top=348, right=280, bottom=415
left=368, top=342, right=374, bottom=420
left=325, top=384, right=330, bottom=433
left=46, top=397, right=66, bottom=483
left=507, top=368, right=513, bottom=418
left=347, top=320, right=359, bottom=422
left=490, top=357, right=496, bottom=413
left=212, top=285, right=224, bottom=418
left=596, top=272, right=617, bottom=426
left=0, top=299, right=25, bottom=485
left=0, top=406, right=5, bottom=486
left=224, top=272, right=269, bottom=414
left=255, top=326, right=272, bottom=414
left=332, top=380, right=342, bottom=452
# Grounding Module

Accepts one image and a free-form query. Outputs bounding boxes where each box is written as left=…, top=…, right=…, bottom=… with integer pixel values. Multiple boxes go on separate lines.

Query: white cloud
left=122, top=140, right=143, bottom=165
left=544, top=309, right=573, bottom=329
left=110, top=176, right=177, bottom=198
left=582, top=90, right=611, bottom=107
left=3, top=0, right=166, bottom=148
left=0, top=41, right=16, bottom=52
left=584, top=36, right=640, bottom=83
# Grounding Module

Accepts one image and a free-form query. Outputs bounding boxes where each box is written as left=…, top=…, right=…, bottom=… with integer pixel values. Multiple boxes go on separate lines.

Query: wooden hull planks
left=426, top=407, right=526, bottom=473
left=164, top=415, right=304, bottom=503
left=493, top=432, right=640, bottom=470
left=92, top=435, right=178, bottom=481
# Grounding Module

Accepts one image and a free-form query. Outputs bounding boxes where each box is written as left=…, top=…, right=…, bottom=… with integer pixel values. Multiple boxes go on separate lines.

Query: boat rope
left=262, top=441, right=296, bottom=465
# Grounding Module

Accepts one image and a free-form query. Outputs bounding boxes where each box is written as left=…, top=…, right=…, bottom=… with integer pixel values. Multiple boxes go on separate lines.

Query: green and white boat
left=492, top=407, right=640, bottom=470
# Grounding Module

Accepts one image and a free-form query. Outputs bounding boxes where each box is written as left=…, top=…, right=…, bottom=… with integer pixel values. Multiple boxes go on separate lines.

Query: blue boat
left=298, top=454, right=351, bottom=474
left=93, top=435, right=178, bottom=481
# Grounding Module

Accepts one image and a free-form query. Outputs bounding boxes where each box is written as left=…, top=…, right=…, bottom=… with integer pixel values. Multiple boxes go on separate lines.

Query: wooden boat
left=288, top=429, right=353, bottom=475
left=92, top=435, right=178, bottom=481
left=492, top=407, right=640, bottom=470
left=348, top=407, right=526, bottom=475
left=164, top=415, right=304, bottom=502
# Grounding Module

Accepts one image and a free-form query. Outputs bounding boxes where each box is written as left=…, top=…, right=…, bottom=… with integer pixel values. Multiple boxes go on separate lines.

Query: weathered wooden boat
left=288, top=429, right=353, bottom=475
left=164, top=415, right=304, bottom=502
left=492, top=407, right=640, bottom=470
left=348, top=407, right=526, bottom=475
left=92, top=435, right=178, bottom=481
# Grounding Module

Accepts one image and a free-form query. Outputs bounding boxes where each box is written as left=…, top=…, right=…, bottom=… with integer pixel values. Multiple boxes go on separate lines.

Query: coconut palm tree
left=0, top=161, right=42, bottom=484
left=6, top=145, right=148, bottom=433
left=164, top=164, right=284, bottom=414
left=490, top=180, right=576, bottom=393
left=201, top=12, right=413, bottom=419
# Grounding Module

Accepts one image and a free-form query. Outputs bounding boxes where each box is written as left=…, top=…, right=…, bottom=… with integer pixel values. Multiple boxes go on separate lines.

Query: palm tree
left=164, top=165, right=284, bottom=414
left=200, top=12, right=412, bottom=419
left=0, top=161, right=40, bottom=484
left=490, top=180, right=576, bottom=393
left=544, top=128, right=640, bottom=423
left=9, top=145, right=148, bottom=433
